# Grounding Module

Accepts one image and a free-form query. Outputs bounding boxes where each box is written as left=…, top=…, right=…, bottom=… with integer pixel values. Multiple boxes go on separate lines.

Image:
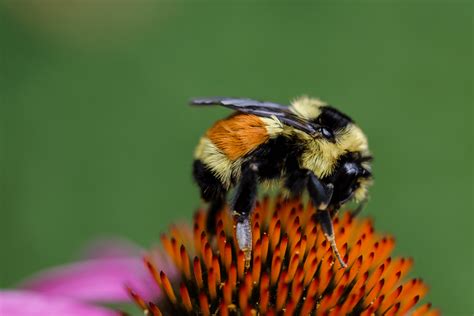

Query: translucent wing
left=190, top=97, right=319, bottom=135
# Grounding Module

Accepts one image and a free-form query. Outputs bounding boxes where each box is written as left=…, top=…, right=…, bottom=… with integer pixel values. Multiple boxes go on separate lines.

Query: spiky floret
left=129, top=197, right=438, bottom=316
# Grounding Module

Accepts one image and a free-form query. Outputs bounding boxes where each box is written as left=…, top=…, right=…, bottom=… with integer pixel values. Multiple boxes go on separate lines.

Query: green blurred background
left=1, top=1, right=472, bottom=314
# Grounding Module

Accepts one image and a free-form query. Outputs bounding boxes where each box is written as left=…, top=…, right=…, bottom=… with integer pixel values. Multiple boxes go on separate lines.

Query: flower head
left=131, top=197, right=439, bottom=315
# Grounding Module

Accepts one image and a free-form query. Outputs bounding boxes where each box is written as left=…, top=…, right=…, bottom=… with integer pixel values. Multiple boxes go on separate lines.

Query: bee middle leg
left=232, top=162, right=259, bottom=267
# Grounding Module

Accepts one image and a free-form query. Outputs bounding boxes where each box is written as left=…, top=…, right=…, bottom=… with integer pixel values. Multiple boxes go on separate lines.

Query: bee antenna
left=350, top=197, right=368, bottom=218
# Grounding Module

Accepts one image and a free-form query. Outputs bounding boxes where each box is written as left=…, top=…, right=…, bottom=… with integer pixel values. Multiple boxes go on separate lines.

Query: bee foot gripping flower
left=235, top=218, right=252, bottom=268
left=129, top=197, right=439, bottom=316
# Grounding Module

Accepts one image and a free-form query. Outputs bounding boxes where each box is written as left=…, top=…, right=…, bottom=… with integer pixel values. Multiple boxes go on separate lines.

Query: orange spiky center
left=129, top=196, right=438, bottom=316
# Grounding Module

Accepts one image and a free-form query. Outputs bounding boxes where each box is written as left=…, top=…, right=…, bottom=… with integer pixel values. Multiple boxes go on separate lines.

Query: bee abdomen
left=192, top=160, right=226, bottom=202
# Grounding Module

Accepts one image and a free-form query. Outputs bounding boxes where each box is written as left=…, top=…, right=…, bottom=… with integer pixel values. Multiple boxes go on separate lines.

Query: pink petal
left=0, top=291, right=119, bottom=316
left=21, top=257, right=166, bottom=302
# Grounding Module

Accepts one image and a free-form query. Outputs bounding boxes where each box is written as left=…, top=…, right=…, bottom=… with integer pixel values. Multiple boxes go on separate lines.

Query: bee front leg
left=232, top=163, right=259, bottom=268
left=307, top=172, right=347, bottom=268
left=307, top=172, right=334, bottom=210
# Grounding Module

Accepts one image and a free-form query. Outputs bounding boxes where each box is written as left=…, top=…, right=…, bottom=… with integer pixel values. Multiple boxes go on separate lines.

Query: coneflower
left=129, top=196, right=438, bottom=315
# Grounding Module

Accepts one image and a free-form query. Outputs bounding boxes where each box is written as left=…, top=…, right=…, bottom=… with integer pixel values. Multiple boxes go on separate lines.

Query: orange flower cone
left=129, top=196, right=439, bottom=315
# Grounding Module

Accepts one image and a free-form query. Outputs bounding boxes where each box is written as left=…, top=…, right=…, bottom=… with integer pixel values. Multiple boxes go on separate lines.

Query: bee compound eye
left=320, top=127, right=334, bottom=140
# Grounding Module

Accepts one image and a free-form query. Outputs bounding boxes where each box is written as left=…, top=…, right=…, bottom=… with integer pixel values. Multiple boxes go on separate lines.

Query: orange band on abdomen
left=206, top=114, right=269, bottom=161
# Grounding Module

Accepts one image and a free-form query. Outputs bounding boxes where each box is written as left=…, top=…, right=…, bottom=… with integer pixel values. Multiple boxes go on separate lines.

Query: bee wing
left=190, top=97, right=288, bottom=110
left=190, top=97, right=319, bottom=135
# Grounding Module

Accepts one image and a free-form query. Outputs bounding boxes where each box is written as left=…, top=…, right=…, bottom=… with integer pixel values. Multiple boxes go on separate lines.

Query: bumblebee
left=191, top=96, right=373, bottom=268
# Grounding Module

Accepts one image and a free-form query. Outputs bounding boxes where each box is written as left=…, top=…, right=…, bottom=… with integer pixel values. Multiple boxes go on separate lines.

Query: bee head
left=292, top=96, right=373, bottom=204
left=325, top=153, right=373, bottom=210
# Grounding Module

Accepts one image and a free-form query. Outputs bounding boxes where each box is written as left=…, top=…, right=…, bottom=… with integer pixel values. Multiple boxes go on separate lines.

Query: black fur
left=193, top=160, right=226, bottom=201
left=284, top=168, right=309, bottom=197
left=249, top=135, right=304, bottom=181
left=317, top=106, right=353, bottom=131
left=193, top=160, right=227, bottom=233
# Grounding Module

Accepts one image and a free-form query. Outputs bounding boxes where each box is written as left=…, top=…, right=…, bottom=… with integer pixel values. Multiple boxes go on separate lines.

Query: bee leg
left=284, top=168, right=311, bottom=197
left=316, top=210, right=347, bottom=268
left=232, top=163, right=259, bottom=268
left=307, top=172, right=347, bottom=268
left=307, top=172, right=334, bottom=210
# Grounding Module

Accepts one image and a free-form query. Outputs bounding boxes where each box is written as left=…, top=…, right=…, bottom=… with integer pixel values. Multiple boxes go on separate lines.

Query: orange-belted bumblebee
left=191, top=96, right=373, bottom=267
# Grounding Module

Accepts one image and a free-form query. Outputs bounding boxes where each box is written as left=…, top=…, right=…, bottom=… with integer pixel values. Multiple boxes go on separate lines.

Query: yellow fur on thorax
left=299, top=124, right=370, bottom=178
left=290, top=96, right=326, bottom=120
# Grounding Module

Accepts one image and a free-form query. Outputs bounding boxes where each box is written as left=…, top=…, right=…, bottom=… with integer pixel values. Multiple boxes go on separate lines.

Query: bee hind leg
left=232, top=163, right=259, bottom=268
left=307, top=172, right=347, bottom=268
